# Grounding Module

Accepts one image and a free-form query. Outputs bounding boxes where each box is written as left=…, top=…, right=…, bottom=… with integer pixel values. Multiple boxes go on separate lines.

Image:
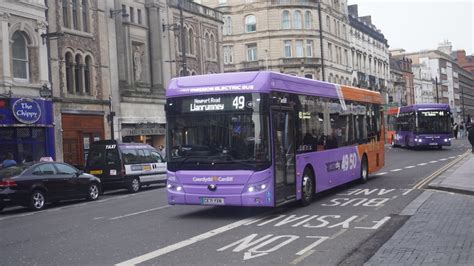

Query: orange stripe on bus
left=340, top=86, right=382, bottom=104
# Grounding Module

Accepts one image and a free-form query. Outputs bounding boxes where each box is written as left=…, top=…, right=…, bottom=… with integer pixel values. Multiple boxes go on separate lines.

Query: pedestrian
left=459, top=123, right=465, bottom=138
left=453, top=123, right=458, bottom=139
left=468, top=125, right=474, bottom=153
left=1, top=152, right=17, bottom=168
left=158, top=144, right=166, bottom=159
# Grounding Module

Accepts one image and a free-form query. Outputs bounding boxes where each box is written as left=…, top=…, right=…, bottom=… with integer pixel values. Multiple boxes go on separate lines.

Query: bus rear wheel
left=360, top=156, right=368, bottom=184
left=300, top=168, right=314, bottom=206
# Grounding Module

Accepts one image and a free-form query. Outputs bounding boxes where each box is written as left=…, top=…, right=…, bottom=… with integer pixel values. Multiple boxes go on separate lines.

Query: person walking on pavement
left=453, top=123, right=458, bottom=139
left=459, top=122, right=465, bottom=138
left=468, top=125, right=474, bottom=153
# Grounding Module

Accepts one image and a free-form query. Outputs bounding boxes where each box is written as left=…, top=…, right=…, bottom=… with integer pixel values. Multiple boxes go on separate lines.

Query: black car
left=0, top=162, right=101, bottom=212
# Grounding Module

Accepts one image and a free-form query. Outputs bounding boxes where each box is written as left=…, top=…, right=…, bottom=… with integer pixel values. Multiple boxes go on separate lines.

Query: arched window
left=82, top=0, right=88, bottom=32
left=176, top=31, right=181, bottom=53
left=205, top=33, right=210, bottom=59
left=188, top=29, right=194, bottom=54
left=63, top=0, right=69, bottom=27
left=210, top=34, right=216, bottom=59
left=304, top=11, right=312, bottom=29
left=245, top=15, right=256, bottom=33
left=65, top=52, right=74, bottom=93
left=326, top=15, right=330, bottom=32
left=72, top=0, right=79, bottom=30
left=74, top=54, right=82, bottom=93
left=12, top=31, right=29, bottom=79
left=293, top=11, right=302, bottom=29
left=84, top=56, right=92, bottom=94
left=281, top=11, right=290, bottom=29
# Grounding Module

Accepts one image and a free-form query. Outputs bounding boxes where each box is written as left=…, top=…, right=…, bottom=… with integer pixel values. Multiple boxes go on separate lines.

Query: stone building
left=412, top=61, right=435, bottom=104
left=400, top=41, right=463, bottom=123
left=109, top=0, right=223, bottom=148
left=201, top=0, right=352, bottom=82
left=453, top=50, right=474, bottom=123
left=0, top=1, right=55, bottom=163
left=347, top=5, right=390, bottom=97
left=47, top=0, right=113, bottom=167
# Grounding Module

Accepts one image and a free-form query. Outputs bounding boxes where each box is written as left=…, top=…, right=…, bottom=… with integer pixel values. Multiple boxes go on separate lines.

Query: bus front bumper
left=167, top=190, right=274, bottom=207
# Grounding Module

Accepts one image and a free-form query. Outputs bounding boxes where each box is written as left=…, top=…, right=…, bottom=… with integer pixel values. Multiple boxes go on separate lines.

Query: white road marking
left=404, top=165, right=415, bottom=169
left=440, top=158, right=448, bottom=161
left=449, top=156, right=456, bottom=159
left=417, top=163, right=427, bottom=166
left=93, top=217, right=104, bottom=220
left=290, top=250, right=315, bottom=265
left=109, top=205, right=170, bottom=220
left=429, top=161, right=438, bottom=163
left=115, top=217, right=258, bottom=266
left=329, top=229, right=347, bottom=239
left=390, top=169, right=402, bottom=172
left=375, top=172, right=387, bottom=176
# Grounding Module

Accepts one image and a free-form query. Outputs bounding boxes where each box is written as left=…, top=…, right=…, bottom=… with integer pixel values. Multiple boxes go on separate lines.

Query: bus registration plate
left=429, top=143, right=438, bottom=146
left=201, top=197, right=225, bottom=205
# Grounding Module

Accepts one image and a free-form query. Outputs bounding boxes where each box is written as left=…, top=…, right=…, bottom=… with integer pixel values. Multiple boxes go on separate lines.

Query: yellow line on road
left=413, top=151, right=470, bottom=189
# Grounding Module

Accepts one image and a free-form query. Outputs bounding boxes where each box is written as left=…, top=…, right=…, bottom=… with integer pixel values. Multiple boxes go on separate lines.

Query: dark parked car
left=0, top=162, right=101, bottom=212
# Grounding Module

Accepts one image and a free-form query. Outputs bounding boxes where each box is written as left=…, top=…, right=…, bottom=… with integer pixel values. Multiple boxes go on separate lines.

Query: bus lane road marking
left=109, top=205, right=170, bottom=220
left=115, top=216, right=264, bottom=266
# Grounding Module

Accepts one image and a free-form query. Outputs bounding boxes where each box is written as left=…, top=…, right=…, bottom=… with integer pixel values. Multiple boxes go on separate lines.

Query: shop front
left=61, top=113, right=105, bottom=168
left=121, top=123, right=165, bottom=148
left=0, top=98, right=55, bottom=163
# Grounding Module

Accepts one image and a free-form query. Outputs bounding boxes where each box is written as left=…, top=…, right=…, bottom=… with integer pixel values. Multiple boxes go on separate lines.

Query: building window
left=326, top=15, right=330, bottom=33
left=306, top=40, right=313, bottom=57
left=210, top=34, right=216, bottom=59
left=74, top=54, right=83, bottom=93
left=293, top=11, right=302, bottom=29
left=223, top=16, right=232, bottom=35
left=129, top=7, right=134, bottom=23
left=304, top=11, right=312, bottom=29
left=72, top=0, right=79, bottom=30
left=246, top=43, right=257, bottom=61
left=188, top=29, right=194, bottom=54
left=219, top=0, right=227, bottom=4
left=295, top=40, right=303, bottom=58
left=12, top=31, right=29, bottom=80
left=84, top=56, right=91, bottom=94
left=305, top=74, right=314, bottom=79
left=283, top=40, right=292, bottom=58
left=63, top=0, right=69, bottom=28
left=328, top=43, right=333, bottom=61
left=81, top=0, right=88, bottom=32
left=281, top=11, right=290, bottom=29
left=205, top=33, right=210, bottom=59
left=223, top=45, right=234, bottom=64
left=138, top=9, right=142, bottom=24
left=245, top=15, right=256, bottom=33
left=65, top=52, right=74, bottom=93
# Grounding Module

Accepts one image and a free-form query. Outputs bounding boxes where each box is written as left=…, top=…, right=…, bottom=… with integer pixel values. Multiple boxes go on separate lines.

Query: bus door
left=271, top=108, right=296, bottom=204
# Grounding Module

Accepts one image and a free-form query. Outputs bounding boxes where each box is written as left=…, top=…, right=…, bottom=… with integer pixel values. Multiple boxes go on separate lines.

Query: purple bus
left=165, top=71, right=384, bottom=207
left=392, top=103, right=453, bottom=149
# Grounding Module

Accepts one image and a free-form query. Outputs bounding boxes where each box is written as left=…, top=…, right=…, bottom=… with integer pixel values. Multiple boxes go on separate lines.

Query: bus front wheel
left=360, top=156, right=368, bottom=184
left=300, top=168, right=314, bottom=206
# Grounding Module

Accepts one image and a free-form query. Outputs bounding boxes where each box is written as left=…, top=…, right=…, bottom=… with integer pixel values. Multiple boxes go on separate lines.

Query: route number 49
left=233, top=96, right=245, bottom=109
left=341, top=153, right=357, bottom=172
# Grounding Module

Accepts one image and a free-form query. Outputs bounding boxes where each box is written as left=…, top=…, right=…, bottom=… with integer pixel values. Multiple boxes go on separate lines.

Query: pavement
left=366, top=146, right=474, bottom=265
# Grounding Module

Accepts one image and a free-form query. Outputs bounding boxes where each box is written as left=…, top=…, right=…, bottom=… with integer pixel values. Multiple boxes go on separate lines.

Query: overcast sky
left=347, top=0, right=474, bottom=54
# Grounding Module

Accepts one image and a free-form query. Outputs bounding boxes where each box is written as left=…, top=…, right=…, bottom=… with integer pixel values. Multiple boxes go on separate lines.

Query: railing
left=241, top=60, right=264, bottom=70
left=270, top=0, right=318, bottom=5
left=280, top=57, right=321, bottom=66
left=167, top=0, right=223, bottom=21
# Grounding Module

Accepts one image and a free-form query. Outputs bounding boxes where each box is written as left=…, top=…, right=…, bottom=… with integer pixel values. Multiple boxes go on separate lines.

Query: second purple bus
left=392, top=103, right=453, bottom=149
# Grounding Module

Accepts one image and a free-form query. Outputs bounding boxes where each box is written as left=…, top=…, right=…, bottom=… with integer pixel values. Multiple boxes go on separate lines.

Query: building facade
left=201, top=0, right=352, bottom=82
left=401, top=42, right=463, bottom=123
left=389, top=52, right=414, bottom=106
left=453, top=50, right=474, bottom=123
left=110, top=0, right=223, bottom=149
left=0, top=1, right=55, bottom=163
left=347, top=5, right=390, bottom=98
left=412, top=61, right=435, bottom=104
left=47, top=0, right=113, bottom=167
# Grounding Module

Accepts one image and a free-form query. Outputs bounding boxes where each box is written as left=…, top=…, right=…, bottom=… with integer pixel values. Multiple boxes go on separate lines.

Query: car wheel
left=300, top=168, right=314, bottom=207
left=29, top=190, right=46, bottom=211
left=128, top=177, right=141, bottom=193
left=87, top=183, right=100, bottom=201
left=360, top=156, right=369, bottom=184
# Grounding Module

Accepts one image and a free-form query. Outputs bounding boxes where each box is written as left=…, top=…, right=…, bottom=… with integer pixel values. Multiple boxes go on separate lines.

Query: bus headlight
left=246, top=181, right=269, bottom=193
left=444, top=138, right=449, bottom=142
left=167, top=182, right=183, bottom=192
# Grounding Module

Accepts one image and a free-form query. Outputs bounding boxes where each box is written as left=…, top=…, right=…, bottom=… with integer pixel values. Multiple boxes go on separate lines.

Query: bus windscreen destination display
left=181, top=94, right=253, bottom=113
